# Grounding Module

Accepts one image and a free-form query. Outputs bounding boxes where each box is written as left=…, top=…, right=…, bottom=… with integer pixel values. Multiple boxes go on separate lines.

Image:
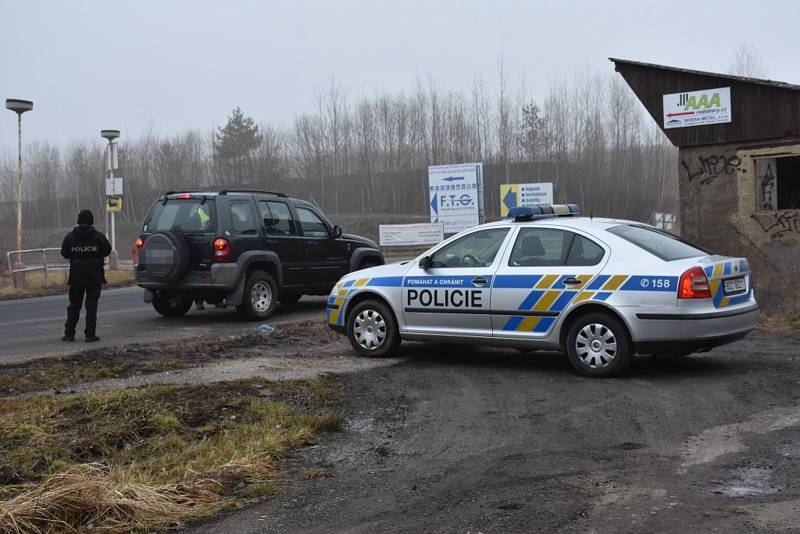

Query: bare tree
left=729, top=43, right=767, bottom=78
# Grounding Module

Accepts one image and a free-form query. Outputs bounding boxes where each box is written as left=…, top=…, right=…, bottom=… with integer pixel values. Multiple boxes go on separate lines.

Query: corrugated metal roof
left=610, top=57, right=800, bottom=148
left=610, top=58, right=800, bottom=92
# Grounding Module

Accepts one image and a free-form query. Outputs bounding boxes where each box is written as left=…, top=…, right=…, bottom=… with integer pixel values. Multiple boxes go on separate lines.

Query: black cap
left=77, top=209, right=94, bottom=225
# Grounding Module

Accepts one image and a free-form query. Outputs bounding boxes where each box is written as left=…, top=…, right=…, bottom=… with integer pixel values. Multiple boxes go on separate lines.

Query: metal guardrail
left=6, top=248, right=69, bottom=288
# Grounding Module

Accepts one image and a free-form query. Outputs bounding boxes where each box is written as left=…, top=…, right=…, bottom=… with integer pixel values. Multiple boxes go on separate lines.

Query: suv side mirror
left=418, top=255, right=433, bottom=270
left=332, top=225, right=343, bottom=238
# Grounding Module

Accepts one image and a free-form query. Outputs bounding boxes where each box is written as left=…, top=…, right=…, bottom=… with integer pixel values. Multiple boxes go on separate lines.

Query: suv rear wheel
left=565, top=312, right=633, bottom=378
left=152, top=293, right=193, bottom=317
left=237, top=270, right=278, bottom=320
left=346, top=299, right=400, bottom=357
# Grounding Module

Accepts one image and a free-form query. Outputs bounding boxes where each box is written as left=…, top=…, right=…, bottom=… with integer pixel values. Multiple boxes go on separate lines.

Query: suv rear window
left=607, top=224, right=708, bottom=261
left=144, top=199, right=216, bottom=233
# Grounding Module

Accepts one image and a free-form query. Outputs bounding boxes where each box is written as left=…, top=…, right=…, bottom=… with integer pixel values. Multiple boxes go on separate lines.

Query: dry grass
left=0, top=268, right=135, bottom=300
left=0, top=378, right=344, bottom=533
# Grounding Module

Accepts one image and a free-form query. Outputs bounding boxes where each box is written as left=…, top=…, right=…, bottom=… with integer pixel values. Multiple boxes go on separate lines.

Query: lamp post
left=101, top=129, right=120, bottom=270
left=5, top=99, right=33, bottom=289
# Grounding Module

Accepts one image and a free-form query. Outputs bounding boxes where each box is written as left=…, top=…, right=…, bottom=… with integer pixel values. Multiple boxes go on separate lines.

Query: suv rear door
left=226, top=198, right=261, bottom=262
left=257, top=199, right=305, bottom=286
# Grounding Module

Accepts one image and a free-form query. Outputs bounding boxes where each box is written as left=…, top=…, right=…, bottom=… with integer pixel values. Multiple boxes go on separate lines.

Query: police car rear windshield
left=607, top=224, right=709, bottom=261
left=144, top=199, right=216, bottom=234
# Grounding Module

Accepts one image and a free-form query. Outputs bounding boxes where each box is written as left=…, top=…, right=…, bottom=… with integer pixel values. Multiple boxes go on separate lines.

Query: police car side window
left=430, top=228, right=510, bottom=268
left=565, top=235, right=605, bottom=266
left=508, top=228, right=572, bottom=267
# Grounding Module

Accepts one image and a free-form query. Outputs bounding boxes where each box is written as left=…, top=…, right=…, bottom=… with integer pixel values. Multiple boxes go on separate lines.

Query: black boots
left=62, top=334, right=75, bottom=342
left=85, top=335, right=100, bottom=343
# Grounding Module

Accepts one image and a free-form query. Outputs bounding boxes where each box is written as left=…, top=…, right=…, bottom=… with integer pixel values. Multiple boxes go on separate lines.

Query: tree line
left=0, top=68, right=677, bottom=255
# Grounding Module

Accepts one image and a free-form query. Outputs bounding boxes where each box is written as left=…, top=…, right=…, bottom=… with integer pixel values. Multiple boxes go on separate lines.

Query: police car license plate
left=723, top=277, right=746, bottom=295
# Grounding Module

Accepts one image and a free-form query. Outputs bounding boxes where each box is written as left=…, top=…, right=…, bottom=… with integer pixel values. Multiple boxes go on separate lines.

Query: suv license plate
left=723, top=277, right=746, bottom=295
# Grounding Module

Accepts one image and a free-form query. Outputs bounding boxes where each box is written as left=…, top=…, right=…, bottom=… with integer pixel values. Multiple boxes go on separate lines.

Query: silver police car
left=327, top=205, right=758, bottom=377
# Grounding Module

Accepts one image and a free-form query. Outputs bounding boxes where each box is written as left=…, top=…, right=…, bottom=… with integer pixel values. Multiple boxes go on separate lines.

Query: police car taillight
left=678, top=267, right=711, bottom=299
left=213, top=238, right=230, bottom=262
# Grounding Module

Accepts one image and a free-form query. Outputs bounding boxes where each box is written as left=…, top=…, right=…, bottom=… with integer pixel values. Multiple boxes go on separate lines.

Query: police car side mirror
left=332, top=225, right=343, bottom=238
left=419, top=255, right=433, bottom=270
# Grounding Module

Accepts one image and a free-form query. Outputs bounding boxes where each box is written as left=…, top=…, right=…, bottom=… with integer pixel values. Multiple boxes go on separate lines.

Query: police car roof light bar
left=509, top=204, right=581, bottom=222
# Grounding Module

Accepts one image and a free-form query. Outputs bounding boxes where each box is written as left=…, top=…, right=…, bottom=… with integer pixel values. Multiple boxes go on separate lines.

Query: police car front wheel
left=566, top=312, right=633, bottom=378
left=346, top=300, right=399, bottom=358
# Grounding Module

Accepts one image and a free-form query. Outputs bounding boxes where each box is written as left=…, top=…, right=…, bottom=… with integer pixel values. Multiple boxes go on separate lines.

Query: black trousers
left=65, top=283, right=102, bottom=336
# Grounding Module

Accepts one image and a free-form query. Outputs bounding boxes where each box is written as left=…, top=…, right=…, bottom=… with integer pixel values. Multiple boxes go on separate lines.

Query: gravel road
left=189, top=332, right=800, bottom=533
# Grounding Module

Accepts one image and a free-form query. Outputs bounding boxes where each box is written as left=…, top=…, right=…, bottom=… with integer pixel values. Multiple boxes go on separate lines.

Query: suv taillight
left=135, top=237, right=144, bottom=249
left=678, top=267, right=712, bottom=299
left=213, top=238, right=230, bottom=262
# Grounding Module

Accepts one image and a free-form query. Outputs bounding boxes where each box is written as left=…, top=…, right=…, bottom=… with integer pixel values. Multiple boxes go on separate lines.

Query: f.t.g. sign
left=428, top=163, right=484, bottom=233
left=663, top=87, right=731, bottom=129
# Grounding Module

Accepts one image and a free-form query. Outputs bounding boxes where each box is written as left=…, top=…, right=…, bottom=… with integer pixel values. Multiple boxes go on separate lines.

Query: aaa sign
left=663, top=87, right=731, bottom=129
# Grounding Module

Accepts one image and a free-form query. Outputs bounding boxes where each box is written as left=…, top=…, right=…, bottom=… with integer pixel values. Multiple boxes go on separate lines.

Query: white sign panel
left=663, top=87, right=731, bottom=129
left=428, top=163, right=484, bottom=233
left=379, top=223, right=445, bottom=247
left=105, top=177, right=124, bottom=196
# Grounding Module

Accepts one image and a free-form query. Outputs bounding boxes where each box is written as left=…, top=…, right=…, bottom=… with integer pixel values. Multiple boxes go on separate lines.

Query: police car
left=326, top=205, right=758, bottom=377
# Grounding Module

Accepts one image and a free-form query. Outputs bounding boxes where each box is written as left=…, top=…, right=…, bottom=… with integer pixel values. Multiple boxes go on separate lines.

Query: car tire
left=152, top=293, right=193, bottom=317
left=237, top=270, right=278, bottom=321
left=358, top=261, right=378, bottom=271
left=279, top=293, right=302, bottom=304
left=346, top=299, right=400, bottom=358
left=565, top=312, right=633, bottom=378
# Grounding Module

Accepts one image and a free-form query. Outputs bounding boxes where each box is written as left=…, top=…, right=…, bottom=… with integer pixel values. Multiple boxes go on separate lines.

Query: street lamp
left=5, top=98, right=33, bottom=289
left=101, top=129, right=120, bottom=270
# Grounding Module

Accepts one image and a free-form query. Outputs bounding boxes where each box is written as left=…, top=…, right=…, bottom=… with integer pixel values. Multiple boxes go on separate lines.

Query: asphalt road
left=190, top=332, right=800, bottom=533
left=0, top=286, right=326, bottom=363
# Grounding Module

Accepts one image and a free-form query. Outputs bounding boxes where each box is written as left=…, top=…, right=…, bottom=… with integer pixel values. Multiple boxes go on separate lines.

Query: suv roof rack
left=508, top=204, right=581, bottom=222
left=218, top=189, right=287, bottom=197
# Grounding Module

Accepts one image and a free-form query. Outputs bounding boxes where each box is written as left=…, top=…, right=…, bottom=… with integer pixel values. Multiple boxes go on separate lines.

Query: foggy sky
left=1, top=0, right=798, bottom=153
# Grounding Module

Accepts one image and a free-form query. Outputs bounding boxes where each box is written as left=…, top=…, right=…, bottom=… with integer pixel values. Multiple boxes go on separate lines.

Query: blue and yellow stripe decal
left=704, top=260, right=753, bottom=309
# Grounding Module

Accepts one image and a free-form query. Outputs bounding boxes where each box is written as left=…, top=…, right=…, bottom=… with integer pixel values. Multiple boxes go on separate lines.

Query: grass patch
left=0, top=322, right=339, bottom=396
left=0, top=377, right=344, bottom=533
left=0, top=268, right=134, bottom=301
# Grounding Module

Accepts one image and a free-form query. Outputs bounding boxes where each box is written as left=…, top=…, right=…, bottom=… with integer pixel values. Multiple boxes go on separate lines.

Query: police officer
left=60, top=209, right=112, bottom=342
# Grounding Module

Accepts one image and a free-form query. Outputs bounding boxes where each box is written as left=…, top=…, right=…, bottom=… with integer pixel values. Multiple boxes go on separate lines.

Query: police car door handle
left=472, top=277, right=489, bottom=287
left=563, top=277, right=582, bottom=286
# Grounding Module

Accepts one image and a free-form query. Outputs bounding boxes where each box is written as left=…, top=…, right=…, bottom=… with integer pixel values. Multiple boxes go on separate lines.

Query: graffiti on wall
left=756, top=158, right=777, bottom=211
left=751, top=211, right=800, bottom=240
left=680, top=155, right=742, bottom=185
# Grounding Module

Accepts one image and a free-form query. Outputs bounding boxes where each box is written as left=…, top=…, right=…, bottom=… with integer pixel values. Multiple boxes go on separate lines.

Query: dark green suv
left=135, top=190, right=384, bottom=319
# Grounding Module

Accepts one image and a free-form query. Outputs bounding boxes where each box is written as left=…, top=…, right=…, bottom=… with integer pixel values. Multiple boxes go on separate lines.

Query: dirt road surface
left=189, top=332, right=800, bottom=533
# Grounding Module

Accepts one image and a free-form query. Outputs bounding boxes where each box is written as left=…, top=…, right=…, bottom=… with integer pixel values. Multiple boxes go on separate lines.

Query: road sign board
left=106, top=195, right=123, bottom=213
left=428, top=163, right=484, bottom=233
left=499, top=183, right=554, bottom=216
left=105, top=177, right=123, bottom=196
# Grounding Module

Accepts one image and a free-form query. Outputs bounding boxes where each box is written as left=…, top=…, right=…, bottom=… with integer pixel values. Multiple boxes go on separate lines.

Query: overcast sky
left=1, top=0, right=797, bottom=153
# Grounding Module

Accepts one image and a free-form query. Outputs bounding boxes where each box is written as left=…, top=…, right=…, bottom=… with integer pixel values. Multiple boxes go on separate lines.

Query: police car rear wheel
left=347, top=300, right=399, bottom=357
left=566, top=313, right=633, bottom=378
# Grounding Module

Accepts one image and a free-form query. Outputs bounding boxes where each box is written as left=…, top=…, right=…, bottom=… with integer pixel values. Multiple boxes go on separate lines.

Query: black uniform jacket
left=60, top=225, right=112, bottom=285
